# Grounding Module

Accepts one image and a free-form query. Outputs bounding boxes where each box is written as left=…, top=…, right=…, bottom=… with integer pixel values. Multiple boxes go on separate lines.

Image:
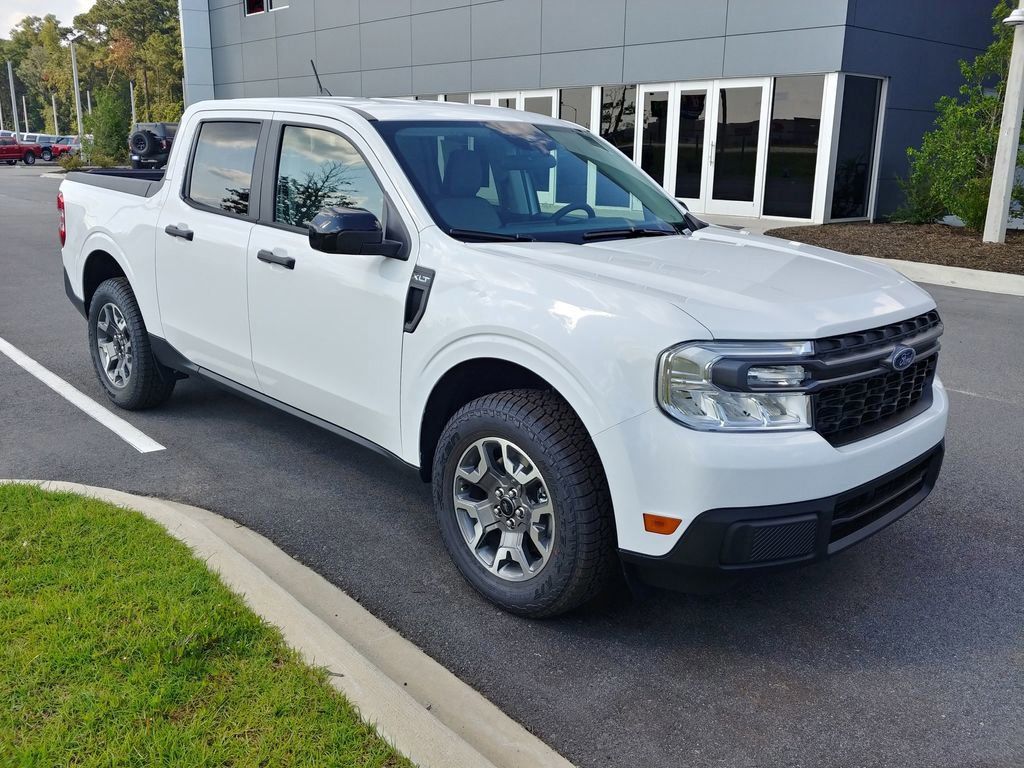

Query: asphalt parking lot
left=2, top=164, right=1022, bottom=768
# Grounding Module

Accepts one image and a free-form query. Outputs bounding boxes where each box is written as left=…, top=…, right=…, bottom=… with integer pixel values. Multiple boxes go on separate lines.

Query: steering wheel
left=552, top=202, right=596, bottom=223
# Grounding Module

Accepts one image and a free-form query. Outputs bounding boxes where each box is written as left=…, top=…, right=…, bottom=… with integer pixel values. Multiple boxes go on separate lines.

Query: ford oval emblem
left=890, top=345, right=917, bottom=371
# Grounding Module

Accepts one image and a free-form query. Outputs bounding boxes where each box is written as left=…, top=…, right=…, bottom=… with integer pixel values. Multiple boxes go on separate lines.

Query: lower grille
left=828, top=447, right=937, bottom=547
left=814, top=350, right=938, bottom=445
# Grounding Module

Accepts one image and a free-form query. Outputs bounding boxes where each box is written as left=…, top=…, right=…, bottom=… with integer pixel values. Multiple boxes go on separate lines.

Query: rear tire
left=432, top=389, right=616, bottom=618
left=22, top=151, right=35, bottom=165
left=88, top=277, right=176, bottom=410
left=5, top=160, right=15, bottom=166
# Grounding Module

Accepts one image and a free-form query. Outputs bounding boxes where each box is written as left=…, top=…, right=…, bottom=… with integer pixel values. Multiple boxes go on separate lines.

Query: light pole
left=68, top=32, right=85, bottom=140
left=129, top=80, right=137, bottom=123
left=7, top=61, right=19, bottom=135
left=21, top=94, right=28, bottom=133
left=984, top=3, right=1024, bottom=243
left=52, top=93, right=59, bottom=135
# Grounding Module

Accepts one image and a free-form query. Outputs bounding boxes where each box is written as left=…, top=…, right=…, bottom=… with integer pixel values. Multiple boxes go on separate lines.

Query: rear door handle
left=257, top=249, right=296, bottom=270
left=164, top=224, right=194, bottom=241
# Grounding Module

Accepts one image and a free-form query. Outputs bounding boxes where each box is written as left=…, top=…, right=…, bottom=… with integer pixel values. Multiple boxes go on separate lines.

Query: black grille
left=814, top=310, right=942, bottom=360
left=815, top=356, right=937, bottom=444
left=811, top=312, right=941, bottom=446
left=828, top=447, right=936, bottom=547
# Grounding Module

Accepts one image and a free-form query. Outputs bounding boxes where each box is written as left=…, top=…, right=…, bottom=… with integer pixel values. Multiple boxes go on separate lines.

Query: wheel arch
left=81, top=248, right=129, bottom=314
left=415, top=351, right=607, bottom=484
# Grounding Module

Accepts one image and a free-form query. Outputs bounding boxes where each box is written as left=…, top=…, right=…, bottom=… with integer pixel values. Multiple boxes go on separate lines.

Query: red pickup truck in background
left=0, top=136, right=42, bottom=165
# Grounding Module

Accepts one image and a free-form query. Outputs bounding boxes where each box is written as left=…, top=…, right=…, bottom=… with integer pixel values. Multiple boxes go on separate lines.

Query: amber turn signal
left=642, top=513, right=682, bottom=535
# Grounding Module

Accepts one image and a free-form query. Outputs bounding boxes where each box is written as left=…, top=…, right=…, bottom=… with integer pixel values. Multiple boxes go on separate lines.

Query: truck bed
left=66, top=168, right=165, bottom=198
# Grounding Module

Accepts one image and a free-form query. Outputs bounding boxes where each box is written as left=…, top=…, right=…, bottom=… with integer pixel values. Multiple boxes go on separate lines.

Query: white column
left=52, top=93, right=59, bottom=134
left=6, top=61, right=17, bottom=135
left=70, top=37, right=85, bottom=139
left=984, top=4, right=1024, bottom=243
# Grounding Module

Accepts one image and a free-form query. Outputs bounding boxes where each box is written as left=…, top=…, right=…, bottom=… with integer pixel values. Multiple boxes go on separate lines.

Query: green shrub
left=57, top=153, right=85, bottom=172
left=83, top=87, right=131, bottom=165
left=904, top=0, right=1023, bottom=230
left=893, top=165, right=946, bottom=224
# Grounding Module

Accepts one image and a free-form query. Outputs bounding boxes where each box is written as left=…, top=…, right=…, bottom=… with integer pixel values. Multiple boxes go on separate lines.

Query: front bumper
left=593, top=377, right=948, bottom=560
left=619, top=440, right=944, bottom=593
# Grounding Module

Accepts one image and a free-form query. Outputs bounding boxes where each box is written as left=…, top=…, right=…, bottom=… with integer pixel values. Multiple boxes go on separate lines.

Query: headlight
left=657, top=341, right=814, bottom=431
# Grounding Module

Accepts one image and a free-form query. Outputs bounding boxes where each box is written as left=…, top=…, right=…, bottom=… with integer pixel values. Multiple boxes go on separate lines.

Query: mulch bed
left=765, top=222, right=1024, bottom=276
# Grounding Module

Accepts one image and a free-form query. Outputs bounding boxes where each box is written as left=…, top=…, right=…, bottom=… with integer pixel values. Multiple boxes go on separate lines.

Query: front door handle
left=257, top=249, right=296, bottom=270
left=164, top=224, right=194, bottom=241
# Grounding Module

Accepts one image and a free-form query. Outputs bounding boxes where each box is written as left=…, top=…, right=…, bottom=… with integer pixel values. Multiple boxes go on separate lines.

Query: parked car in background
left=129, top=122, right=176, bottom=169
left=0, top=135, right=42, bottom=165
left=59, top=98, right=948, bottom=617
left=52, top=136, right=81, bottom=158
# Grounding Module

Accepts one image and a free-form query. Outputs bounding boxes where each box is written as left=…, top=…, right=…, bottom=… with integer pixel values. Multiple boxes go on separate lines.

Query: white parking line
left=0, top=335, right=165, bottom=454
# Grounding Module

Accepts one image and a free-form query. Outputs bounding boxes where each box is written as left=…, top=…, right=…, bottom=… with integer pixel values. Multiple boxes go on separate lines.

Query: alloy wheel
left=95, top=303, right=134, bottom=389
left=452, top=437, right=556, bottom=582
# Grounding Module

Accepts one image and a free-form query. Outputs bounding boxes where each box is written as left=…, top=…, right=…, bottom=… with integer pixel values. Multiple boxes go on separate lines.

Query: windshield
left=374, top=120, right=694, bottom=244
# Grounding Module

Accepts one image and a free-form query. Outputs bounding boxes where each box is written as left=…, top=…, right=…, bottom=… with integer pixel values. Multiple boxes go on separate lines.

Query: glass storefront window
left=600, top=85, right=636, bottom=159
left=675, top=90, right=707, bottom=199
left=831, top=76, right=881, bottom=219
left=599, top=85, right=636, bottom=206
left=763, top=75, right=824, bottom=218
left=559, top=87, right=592, bottom=130
left=711, top=86, right=762, bottom=203
left=640, top=90, right=669, bottom=186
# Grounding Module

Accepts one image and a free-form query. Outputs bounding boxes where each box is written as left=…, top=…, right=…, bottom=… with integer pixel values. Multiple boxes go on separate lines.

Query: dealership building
left=179, top=0, right=993, bottom=223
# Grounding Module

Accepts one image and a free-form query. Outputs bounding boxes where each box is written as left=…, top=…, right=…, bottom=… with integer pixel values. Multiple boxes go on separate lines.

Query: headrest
left=443, top=149, right=487, bottom=197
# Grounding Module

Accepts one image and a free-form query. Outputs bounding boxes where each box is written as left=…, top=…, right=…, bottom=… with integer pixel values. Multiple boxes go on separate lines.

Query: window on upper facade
left=245, top=0, right=288, bottom=15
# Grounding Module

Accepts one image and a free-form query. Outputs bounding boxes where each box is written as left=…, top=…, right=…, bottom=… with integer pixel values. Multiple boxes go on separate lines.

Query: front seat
left=435, top=149, right=502, bottom=230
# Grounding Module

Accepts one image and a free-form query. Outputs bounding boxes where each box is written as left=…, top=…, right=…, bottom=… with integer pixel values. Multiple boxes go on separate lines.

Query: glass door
left=704, top=78, right=771, bottom=216
left=636, top=85, right=672, bottom=189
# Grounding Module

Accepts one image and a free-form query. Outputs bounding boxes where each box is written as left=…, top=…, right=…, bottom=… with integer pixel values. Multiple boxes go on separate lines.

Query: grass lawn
left=766, top=222, right=1024, bottom=276
left=0, top=483, right=411, bottom=767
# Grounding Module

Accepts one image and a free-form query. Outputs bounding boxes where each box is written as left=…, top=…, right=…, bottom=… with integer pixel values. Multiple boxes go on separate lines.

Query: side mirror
left=308, top=206, right=402, bottom=258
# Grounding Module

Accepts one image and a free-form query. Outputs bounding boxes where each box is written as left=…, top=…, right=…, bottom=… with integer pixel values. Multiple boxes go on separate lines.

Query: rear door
left=245, top=114, right=417, bottom=451
left=154, top=111, right=272, bottom=388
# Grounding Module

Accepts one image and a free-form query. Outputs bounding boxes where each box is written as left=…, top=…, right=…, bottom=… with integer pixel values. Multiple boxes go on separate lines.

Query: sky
left=1, top=0, right=92, bottom=38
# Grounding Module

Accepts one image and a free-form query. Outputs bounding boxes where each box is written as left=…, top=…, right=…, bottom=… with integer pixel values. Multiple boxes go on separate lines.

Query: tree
left=902, top=0, right=1023, bottom=229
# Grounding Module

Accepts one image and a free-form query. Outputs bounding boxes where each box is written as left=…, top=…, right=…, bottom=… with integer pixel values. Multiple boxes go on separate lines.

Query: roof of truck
left=189, top=96, right=566, bottom=125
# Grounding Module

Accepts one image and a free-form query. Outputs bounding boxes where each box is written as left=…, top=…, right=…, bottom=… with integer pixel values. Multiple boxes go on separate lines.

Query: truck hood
left=467, top=226, right=936, bottom=339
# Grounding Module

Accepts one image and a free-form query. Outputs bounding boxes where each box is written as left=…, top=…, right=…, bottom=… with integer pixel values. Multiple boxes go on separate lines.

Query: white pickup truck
left=59, top=98, right=947, bottom=617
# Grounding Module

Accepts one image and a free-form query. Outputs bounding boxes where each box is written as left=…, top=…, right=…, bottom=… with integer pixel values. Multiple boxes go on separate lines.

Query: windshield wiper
left=582, top=227, right=677, bottom=242
left=447, top=228, right=536, bottom=243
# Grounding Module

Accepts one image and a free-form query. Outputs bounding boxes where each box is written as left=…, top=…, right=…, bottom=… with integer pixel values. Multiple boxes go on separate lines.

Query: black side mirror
left=308, top=206, right=402, bottom=258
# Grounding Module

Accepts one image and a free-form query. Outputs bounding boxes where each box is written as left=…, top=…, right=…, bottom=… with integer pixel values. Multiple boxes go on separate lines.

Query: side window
left=186, top=121, right=261, bottom=216
left=274, top=125, right=385, bottom=229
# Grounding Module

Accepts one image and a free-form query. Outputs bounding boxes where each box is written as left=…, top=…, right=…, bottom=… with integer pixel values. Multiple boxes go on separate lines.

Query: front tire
left=23, top=151, right=35, bottom=165
left=41, top=149, right=52, bottom=162
left=433, top=389, right=616, bottom=618
left=88, top=277, right=176, bottom=410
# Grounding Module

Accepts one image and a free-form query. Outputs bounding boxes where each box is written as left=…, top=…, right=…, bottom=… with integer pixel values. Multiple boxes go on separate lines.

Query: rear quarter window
left=186, top=121, right=261, bottom=216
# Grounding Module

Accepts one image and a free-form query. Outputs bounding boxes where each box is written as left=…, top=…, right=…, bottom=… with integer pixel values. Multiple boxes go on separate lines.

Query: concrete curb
left=2, top=480, right=576, bottom=768
left=864, top=256, right=1024, bottom=297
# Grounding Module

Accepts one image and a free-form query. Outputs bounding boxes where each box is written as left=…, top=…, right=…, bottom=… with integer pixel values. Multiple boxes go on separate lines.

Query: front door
left=246, top=115, right=416, bottom=451
left=155, top=113, right=271, bottom=389
left=704, top=78, right=771, bottom=216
